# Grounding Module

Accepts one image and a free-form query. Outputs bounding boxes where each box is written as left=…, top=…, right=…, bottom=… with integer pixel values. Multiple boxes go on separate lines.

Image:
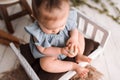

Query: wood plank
left=0, top=45, right=6, bottom=63
left=12, top=15, right=31, bottom=42
left=103, top=34, right=120, bottom=80
left=0, top=0, right=31, bottom=75
left=0, top=47, right=17, bottom=73
left=91, top=53, right=110, bottom=80
left=0, top=1, right=120, bottom=80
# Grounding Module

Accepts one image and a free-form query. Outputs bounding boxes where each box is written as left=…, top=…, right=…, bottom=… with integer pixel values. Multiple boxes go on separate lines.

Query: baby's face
left=38, top=2, right=70, bottom=34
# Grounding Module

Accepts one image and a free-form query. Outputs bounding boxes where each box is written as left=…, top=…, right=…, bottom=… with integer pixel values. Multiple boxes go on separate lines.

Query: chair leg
left=0, top=7, right=3, bottom=19
left=0, top=30, right=21, bottom=47
left=0, top=15, right=3, bottom=20
left=20, top=0, right=34, bottom=21
left=0, top=12, right=3, bottom=20
left=0, top=6, right=14, bottom=33
left=0, top=30, right=20, bottom=43
left=0, top=0, right=34, bottom=34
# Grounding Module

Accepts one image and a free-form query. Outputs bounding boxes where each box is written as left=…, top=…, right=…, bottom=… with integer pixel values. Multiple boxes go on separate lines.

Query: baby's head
left=32, top=0, right=70, bottom=34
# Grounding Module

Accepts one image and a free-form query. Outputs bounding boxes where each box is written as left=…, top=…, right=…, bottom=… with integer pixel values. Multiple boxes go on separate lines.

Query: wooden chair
left=0, top=0, right=33, bottom=33
left=10, top=38, right=99, bottom=80
left=0, top=29, right=19, bottom=47
left=10, top=8, right=110, bottom=80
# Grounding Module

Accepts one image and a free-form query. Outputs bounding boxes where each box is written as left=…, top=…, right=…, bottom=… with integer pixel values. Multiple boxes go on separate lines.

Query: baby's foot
left=75, top=66, right=89, bottom=78
left=76, top=55, right=91, bottom=63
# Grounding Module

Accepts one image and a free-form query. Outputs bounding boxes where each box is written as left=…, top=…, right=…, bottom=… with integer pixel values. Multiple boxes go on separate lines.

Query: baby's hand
left=66, top=36, right=79, bottom=54
left=67, top=50, right=77, bottom=58
left=66, top=36, right=78, bottom=46
left=61, top=47, right=77, bottom=57
left=67, top=43, right=78, bottom=57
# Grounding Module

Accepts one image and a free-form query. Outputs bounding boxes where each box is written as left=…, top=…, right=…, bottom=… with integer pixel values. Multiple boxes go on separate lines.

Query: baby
left=25, top=0, right=91, bottom=78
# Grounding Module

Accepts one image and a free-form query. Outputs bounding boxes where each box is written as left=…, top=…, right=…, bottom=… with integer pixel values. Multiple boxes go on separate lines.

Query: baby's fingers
left=74, top=45, right=78, bottom=55
left=80, top=69, right=89, bottom=78
left=61, top=47, right=69, bottom=56
left=66, top=39, right=71, bottom=46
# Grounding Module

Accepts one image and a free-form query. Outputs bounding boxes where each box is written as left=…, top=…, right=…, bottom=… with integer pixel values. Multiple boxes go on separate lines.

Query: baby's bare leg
left=76, top=55, right=91, bottom=63
left=76, top=32, right=91, bottom=63
left=78, top=32, right=85, bottom=54
left=40, top=56, right=74, bottom=73
left=40, top=56, right=89, bottom=77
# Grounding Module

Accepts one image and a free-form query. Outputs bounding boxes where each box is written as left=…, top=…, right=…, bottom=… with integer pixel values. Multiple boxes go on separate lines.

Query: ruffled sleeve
left=66, top=10, right=77, bottom=31
left=24, top=21, right=51, bottom=47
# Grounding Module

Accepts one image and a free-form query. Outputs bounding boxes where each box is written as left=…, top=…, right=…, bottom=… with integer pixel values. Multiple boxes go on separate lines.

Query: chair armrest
left=10, top=43, right=40, bottom=80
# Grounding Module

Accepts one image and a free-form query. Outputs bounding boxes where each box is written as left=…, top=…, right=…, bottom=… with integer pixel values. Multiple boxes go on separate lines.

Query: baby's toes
left=87, top=57, right=92, bottom=62
left=80, top=72, right=88, bottom=78
left=79, top=68, right=89, bottom=78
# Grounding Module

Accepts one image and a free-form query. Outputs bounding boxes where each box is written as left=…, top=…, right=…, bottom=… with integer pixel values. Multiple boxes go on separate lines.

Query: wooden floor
left=0, top=0, right=120, bottom=80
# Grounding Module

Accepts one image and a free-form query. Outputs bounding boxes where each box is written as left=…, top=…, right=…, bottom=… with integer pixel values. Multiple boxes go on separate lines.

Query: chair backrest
left=59, top=7, right=111, bottom=80
left=74, top=7, right=110, bottom=49
left=10, top=43, right=40, bottom=80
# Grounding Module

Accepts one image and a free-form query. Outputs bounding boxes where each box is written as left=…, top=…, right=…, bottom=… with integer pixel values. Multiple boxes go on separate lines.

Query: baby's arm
left=69, top=28, right=78, bottom=40
left=33, top=37, right=75, bottom=57
left=67, top=28, right=85, bottom=55
left=66, top=28, right=79, bottom=53
left=36, top=46, right=62, bottom=56
left=66, top=28, right=78, bottom=46
left=33, top=37, right=64, bottom=56
left=78, top=31, right=85, bottom=54
left=36, top=45, right=76, bottom=57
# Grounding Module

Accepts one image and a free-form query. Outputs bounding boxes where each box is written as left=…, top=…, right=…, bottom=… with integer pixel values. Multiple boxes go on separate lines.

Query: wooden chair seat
left=0, top=0, right=33, bottom=33
left=19, top=38, right=99, bottom=80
